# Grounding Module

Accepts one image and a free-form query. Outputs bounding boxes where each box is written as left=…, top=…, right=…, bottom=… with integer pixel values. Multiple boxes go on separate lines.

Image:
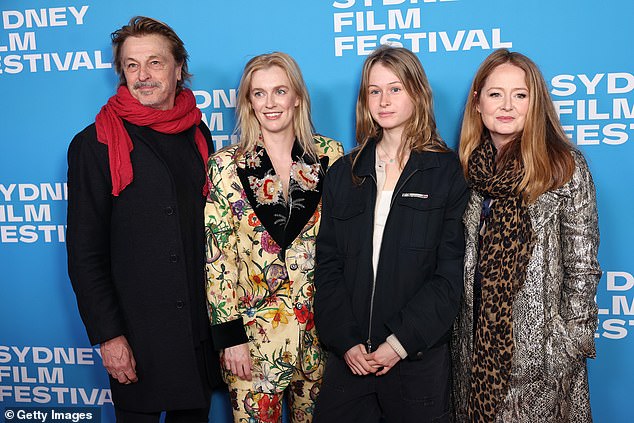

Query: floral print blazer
left=205, top=135, right=343, bottom=393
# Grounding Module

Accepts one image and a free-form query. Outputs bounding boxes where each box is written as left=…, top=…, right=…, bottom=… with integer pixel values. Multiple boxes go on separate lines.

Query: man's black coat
left=67, top=121, right=221, bottom=411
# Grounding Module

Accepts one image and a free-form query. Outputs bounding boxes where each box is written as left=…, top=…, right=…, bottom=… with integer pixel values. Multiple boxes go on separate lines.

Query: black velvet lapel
left=237, top=141, right=328, bottom=255
left=237, top=146, right=284, bottom=249
left=284, top=142, right=330, bottom=249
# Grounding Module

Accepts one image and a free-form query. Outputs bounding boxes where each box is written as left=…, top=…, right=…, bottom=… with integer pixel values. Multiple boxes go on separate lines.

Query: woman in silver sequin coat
left=452, top=49, right=601, bottom=423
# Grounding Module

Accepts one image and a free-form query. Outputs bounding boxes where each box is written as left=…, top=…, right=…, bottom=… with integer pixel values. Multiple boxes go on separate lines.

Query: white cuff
left=386, top=334, right=408, bottom=359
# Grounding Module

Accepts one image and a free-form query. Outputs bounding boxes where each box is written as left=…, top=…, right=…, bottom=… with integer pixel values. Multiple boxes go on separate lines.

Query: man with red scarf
left=66, top=16, right=221, bottom=422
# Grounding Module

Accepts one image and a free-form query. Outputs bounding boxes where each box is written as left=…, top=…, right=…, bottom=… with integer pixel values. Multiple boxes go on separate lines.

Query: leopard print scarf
left=466, top=139, right=536, bottom=422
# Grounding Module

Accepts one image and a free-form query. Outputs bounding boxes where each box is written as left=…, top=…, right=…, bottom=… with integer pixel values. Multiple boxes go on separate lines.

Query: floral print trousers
left=228, top=366, right=320, bottom=423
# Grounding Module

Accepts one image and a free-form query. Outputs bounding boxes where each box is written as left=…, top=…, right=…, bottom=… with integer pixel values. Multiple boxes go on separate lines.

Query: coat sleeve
left=314, top=161, right=366, bottom=358
left=386, top=158, right=470, bottom=356
left=204, top=153, right=249, bottom=350
left=559, top=152, right=601, bottom=359
left=66, top=128, right=126, bottom=346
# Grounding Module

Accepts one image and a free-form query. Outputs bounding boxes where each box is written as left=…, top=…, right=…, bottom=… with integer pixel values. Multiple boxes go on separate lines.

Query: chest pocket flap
left=396, top=194, right=445, bottom=211
left=331, top=202, right=366, bottom=220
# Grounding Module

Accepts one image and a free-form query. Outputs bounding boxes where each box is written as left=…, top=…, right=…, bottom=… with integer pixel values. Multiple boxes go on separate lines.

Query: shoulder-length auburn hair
left=459, top=48, right=575, bottom=203
left=352, top=45, right=448, bottom=175
left=235, top=52, right=317, bottom=161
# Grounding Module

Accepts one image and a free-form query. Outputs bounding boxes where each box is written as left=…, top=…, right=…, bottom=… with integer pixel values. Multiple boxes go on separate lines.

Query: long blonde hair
left=352, top=45, right=447, bottom=178
left=235, top=52, right=317, bottom=161
left=459, top=49, right=575, bottom=203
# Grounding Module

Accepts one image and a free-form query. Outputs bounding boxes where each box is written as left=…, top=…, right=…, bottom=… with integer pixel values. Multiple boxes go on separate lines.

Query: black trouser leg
left=164, top=407, right=210, bottom=423
left=313, top=354, right=382, bottom=423
left=114, top=407, right=161, bottom=423
left=378, top=343, right=451, bottom=423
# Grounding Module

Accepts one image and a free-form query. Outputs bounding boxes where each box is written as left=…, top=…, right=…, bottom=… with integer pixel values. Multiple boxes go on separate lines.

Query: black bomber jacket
left=314, top=139, right=469, bottom=360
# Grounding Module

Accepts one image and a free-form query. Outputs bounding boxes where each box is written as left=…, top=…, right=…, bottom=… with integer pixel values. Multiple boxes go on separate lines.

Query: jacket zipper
left=366, top=173, right=378, bottom=353
left=366, top=168, right=420, bottom=353
left=283, top=190, right=292, bottom=235
left=390, top=169, right=420, bottom=208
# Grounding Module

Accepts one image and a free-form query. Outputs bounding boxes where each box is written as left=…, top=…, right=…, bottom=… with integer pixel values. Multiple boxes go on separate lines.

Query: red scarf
left=95, top=86, right=209, bottom=196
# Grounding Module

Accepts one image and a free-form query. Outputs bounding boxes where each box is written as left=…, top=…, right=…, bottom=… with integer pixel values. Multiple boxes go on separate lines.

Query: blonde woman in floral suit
left=205, top=52, right=343, bottom=423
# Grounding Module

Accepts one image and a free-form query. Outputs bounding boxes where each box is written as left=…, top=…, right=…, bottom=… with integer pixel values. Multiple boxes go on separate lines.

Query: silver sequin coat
left=452, top=151, right=601, bottom=423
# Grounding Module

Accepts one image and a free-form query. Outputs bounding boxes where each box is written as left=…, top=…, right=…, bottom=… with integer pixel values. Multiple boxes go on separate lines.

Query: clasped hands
left=344, top=343, right=401, bottom=376
left=220, top=341, right=401, bottom=380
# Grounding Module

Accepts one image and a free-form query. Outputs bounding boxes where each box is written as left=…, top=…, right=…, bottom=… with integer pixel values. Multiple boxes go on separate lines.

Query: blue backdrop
left=1, top=1, right=633, bottom=422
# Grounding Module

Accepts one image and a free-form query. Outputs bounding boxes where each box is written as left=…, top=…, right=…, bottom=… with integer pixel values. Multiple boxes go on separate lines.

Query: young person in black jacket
left=313, top=45, right=469, bottom=422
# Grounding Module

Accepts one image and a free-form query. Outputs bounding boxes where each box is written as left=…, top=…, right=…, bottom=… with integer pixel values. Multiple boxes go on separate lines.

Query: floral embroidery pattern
left=256, top=393, right=281, bottom=423
left=263, top=302, right=292, bottom=329
left=293, top=302, right=314, bottom=331
left=261, top=230, right=281, bottom=254
left=245, top=149, right=264, bottom=169
left=290, top=161, right=320, bottom=191
left=246, top=155, right=320, bottom=210
left=249, top=272, right=268, bottom=292
left=265, top=264, right=287, bottom=292
left=205, top=137, right=344, bottom=398
left=230, top=199, right=246, bottom=220
left=292, top=243, right=316, bottom=272
left=247, top=212, right=261, bottom=227
left=253, top=362, right=276, bottom=393
left=248, top=174, right=284, bottom=206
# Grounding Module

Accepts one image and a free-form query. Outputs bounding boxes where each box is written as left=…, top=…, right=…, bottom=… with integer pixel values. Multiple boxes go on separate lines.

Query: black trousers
left=314, top=343, right=451, bottom=423
left=114, top=407, right=209, bottom=423
left=113, top=341, right=214, bottom=422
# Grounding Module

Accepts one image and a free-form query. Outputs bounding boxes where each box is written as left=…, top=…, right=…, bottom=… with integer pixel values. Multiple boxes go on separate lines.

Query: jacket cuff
left=386, top=317, right=430, bottom=359
left=210, top=318, right=249, bottom=350
left=86, top=318, right=127, bottom=346
left=386, top=334, right=408, bottom=359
